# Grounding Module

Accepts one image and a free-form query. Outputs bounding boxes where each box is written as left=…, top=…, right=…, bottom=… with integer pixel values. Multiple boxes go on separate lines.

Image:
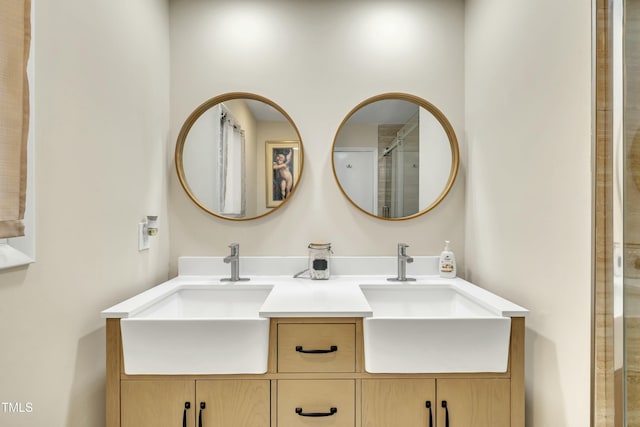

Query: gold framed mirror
left=175, top=92, right=304, bottom=221
left=331, top=93, right=459, bottom=220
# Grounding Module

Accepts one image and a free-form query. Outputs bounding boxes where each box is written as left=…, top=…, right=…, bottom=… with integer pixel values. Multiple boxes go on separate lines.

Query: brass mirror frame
left=175, top=92, right=304, bottom=221
left=331, top=93, right=460, bottom=221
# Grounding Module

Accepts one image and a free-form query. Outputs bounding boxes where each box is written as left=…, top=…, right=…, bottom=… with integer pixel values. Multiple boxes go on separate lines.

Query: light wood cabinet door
left=121, top=380, right=195, bottom=427
left=277, top=380, right=355, bottom=427
left=437, top=379, right=510, bottom=427
left=362, top=379, right=436, bottom=427
left=196, top=380, right=270, bottom=427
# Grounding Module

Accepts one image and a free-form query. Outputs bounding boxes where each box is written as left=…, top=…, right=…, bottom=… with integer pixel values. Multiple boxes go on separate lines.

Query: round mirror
left=176, top=93, right=304, bottom=221
left=332, top=93, right=459, bottom=220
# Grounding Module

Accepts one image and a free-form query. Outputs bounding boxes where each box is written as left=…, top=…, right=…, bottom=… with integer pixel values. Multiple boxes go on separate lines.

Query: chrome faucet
left=222, top=243, right=249, bottom=282
left=388, top=243, right=416, bottom=282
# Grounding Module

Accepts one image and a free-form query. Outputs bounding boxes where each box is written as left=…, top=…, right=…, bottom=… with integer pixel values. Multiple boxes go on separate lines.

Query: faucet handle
left=228, top=242, right=239, bottom=254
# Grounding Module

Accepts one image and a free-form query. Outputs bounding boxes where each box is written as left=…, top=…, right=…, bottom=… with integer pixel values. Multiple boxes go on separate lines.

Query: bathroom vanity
left=102, top=257, right=527, bottom=427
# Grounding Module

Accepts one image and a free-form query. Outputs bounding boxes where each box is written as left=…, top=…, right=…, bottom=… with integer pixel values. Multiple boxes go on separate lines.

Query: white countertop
left=101, top=256, right=528, bottom=319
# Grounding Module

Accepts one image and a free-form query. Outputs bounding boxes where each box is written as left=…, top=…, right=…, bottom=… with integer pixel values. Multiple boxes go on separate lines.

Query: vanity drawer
left=277, top=380, right=355, bottom=427
left=277, top=323, right=356, bottom=373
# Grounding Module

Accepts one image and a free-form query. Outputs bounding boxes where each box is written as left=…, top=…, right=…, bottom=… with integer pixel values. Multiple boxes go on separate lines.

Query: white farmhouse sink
left=120, top=284, right=273, bottom=375
left=359, top=284, right=512, bottom=373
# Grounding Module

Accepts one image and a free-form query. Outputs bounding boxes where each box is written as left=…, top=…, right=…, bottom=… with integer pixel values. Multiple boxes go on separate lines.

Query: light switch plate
left=138, top=223, right=149, bottom=251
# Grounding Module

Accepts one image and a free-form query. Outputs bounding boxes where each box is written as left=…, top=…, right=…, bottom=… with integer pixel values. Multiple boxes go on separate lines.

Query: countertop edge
left=101, top=274, right=528, bottom=319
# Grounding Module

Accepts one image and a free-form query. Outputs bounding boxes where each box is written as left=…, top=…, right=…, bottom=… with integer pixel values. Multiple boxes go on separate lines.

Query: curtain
left=0, top=0, right=31, bottom=238
left=218, top=113, right=246, bottom=217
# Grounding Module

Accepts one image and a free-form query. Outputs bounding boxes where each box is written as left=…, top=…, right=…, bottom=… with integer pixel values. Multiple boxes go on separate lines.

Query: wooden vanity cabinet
left=120, top=379, right=270, bottom=427
left=107, top=317, right=524, bottom=427
left=272, top=317, right=524, bottom=427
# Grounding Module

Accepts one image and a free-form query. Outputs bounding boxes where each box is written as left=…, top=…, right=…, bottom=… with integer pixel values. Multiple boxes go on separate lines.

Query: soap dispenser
left=439, top=240, right=456, bottom=278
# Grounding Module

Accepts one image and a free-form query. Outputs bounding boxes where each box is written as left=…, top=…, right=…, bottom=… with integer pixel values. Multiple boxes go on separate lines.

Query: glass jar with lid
left=308, top=243, right=332, bottom=280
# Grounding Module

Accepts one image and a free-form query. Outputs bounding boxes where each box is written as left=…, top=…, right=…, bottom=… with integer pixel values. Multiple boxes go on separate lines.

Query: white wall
left=0, top=1, right=171, bottom=426
left=168, top=0, right=466, bottom=272
left=465, top=1, right=592, bottom=426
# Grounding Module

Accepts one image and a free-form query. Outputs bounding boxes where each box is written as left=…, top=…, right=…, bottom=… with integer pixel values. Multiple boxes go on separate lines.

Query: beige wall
left=335, top=123, right=379, bottom=149
left=169, top=0, right=466, bottom=270
left=465, top=0, right=592, bottom=426
left=0, top=1, right=171, bottom=426
left=0, top=1, right=595, bottom=426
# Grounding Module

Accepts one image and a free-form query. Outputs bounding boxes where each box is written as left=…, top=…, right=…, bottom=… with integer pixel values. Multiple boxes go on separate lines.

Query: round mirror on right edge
left=332, top=93, right=460, bottom=220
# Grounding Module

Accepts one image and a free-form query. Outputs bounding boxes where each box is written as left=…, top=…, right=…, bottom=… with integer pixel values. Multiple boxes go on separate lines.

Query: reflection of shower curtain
left=219, top=109, right=246, bottom=217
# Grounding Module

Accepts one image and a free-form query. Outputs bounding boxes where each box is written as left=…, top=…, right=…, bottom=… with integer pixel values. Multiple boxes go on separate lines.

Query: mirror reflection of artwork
left=266, top=141, right=300, bottom=208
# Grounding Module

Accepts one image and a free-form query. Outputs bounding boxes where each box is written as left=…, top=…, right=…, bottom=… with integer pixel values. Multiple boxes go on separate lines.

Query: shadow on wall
left=66, top=327, right=106, bottom=427
left=525, top=327, right=566, bottom=427
left=0, top=265, right=30, bottom=289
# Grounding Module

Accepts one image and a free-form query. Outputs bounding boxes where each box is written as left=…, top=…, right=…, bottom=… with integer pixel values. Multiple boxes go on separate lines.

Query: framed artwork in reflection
left=266, top=140, right=300, bottom=208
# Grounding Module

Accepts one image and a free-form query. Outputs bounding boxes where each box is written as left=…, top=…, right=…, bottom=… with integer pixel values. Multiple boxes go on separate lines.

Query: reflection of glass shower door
left=616, top=0, right=640, bottom=424
left=389, top=121, right=420, bottom=218
left=389, top=143, right=403, bottom=217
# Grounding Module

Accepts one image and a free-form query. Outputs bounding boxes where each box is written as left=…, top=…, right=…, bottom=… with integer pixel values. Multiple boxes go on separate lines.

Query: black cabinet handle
left=295, top=345, right=338, bottom=354
left=183, top=402, right=191, bottom=427
left=295, top=407, right=338, bottom=417
left=198, top=402, right=205, bottom=427
left=442, top=401, right=449, bottom=427
left=425, top=401, right=433, bottom=427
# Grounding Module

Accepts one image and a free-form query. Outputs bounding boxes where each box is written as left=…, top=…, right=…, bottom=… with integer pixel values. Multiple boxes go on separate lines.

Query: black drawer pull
left=442, top=401, right=449, bottom=427
left=295, top=345, right=338, bottom=354
left=198, top=402, right=205, bottom=427
left=183, top=402, right=191, bottom=427
left=426, top=401, right=433, bottom=427
left=295, top=407, right=338, bottom=417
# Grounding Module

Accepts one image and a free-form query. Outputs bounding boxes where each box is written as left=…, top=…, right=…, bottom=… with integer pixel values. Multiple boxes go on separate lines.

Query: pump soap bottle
left=439, top=240, right=457, bottom=278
